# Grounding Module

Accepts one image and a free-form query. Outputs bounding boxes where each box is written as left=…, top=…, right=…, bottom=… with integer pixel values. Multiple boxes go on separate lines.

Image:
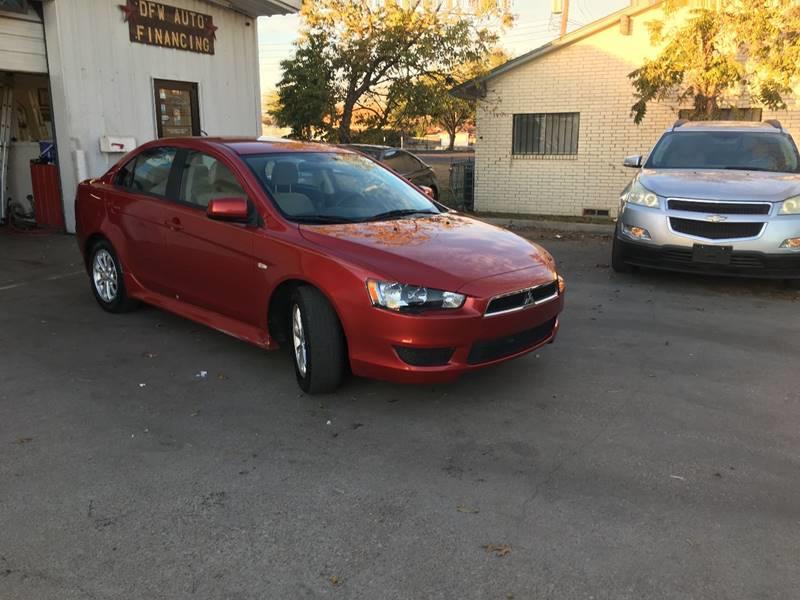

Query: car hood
left=299, top=213, right=555, bottom=292
left=638, top=169, right=800, bottom=202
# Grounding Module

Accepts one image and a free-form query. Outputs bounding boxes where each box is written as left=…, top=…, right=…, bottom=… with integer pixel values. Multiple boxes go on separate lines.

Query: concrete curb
left=478, top=216, right=615, bottom=234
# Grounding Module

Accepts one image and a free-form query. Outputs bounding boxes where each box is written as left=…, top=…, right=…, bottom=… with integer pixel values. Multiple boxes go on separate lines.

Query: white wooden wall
left=43, top=0, right=263, bottom=232
left=0, top=8, right=46, bottom=74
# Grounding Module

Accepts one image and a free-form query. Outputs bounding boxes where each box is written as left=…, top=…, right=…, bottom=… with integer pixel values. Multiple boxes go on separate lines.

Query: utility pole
left=559, top=0, right=569, bottom=37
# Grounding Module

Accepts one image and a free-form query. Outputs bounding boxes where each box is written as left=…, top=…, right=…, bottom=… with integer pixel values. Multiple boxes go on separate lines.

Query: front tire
left=290, top=286, right=346, bottom=394
left=611, top=233, right=634, bottom=274
left=89, top=240, right=138, bottom=313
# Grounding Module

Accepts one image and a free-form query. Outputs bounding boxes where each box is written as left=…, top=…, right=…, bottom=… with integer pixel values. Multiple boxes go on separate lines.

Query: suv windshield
left=645, top=131, right=800, bottom=173
left=244, top=151, right=440, bottom=224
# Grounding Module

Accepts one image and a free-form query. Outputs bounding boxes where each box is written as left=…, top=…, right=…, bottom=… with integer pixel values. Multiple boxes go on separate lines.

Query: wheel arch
left=267, top=278, right=349, bottom=351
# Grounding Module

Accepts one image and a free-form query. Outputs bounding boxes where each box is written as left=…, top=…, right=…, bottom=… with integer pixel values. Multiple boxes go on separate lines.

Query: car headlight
left=779, top=195, right=800, bottom=215
left=625, top=180, right=660, bottom=209
left=366, top=279, right=465, bottom=312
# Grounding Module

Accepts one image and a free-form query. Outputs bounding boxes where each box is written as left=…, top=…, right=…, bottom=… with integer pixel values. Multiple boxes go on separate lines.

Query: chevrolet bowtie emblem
left=706, top=214, right=727, bottom=223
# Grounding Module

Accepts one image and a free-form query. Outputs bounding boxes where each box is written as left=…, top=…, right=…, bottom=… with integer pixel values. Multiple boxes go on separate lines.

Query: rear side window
left=117, top=147, right=176, bottom=195
left=383, top=150, right=421, bottom=174
left=178, top=151, right=246, bottom=208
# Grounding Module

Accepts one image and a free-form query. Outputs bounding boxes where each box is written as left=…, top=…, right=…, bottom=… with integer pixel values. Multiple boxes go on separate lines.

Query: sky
left=256, top=0, right=630, bottom=94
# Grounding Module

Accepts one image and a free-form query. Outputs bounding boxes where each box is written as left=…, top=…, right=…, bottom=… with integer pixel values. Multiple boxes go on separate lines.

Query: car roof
left=670, top=121, right=784, bottom=133
left=153, top=137, right=352, bottom=156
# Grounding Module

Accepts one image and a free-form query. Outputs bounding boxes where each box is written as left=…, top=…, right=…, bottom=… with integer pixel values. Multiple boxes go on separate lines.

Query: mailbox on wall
left=99, top=136, right=137, bottom=153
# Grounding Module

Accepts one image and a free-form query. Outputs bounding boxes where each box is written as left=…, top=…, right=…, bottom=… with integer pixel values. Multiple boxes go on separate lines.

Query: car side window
left=179, top=151, right=247, bottom=208
left=126, top=147, right=176, bottom=196
left=115, top=157, right=137, bottom=188
left=383, top=150, right=420, bottom=174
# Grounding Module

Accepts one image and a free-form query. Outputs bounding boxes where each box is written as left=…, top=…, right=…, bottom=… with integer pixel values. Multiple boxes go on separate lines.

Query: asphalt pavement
left=1, top=227, right=799, bottom=599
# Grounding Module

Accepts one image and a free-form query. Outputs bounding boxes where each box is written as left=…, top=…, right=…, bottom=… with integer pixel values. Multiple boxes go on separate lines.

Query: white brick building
left=453, top=0, right=800, bottom=218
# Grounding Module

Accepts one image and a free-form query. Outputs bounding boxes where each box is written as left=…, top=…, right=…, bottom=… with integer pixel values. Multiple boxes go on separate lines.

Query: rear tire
left=89, top=240, right=139, bottom=313
left=289, top=286, right=346, bottom=394
left=611, top=233, right=634, bottom=274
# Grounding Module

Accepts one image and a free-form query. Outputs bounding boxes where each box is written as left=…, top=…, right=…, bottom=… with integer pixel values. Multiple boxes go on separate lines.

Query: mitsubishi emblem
left=523, top=289, right=536, bottom=306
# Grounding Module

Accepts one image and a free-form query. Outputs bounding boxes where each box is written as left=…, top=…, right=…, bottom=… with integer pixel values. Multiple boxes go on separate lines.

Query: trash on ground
left=138, top=383, right=147, bottom=388
left=670, top=474, right=686, bottom=481
left=483, top=543, right=512, bottom=557
left=195, top=370, right=208, bottom=379
left=457, top=505, right=479, bottom=514
left=142, top=352, right=158, bottom=359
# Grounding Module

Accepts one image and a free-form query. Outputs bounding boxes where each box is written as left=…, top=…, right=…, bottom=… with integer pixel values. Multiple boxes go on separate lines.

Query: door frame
left=153, top=79, right=201, bottom=138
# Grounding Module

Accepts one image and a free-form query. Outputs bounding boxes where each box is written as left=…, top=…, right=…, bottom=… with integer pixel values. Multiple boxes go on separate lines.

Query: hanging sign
left=119, top=0, right=218, bottom=55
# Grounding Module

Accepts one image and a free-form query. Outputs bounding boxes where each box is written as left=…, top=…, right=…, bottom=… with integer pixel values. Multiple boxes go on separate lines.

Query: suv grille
left=669, top=217, right=763, bottom=240
left=467, top=318, right=556, bottom=365
left=667, top=199, right=771, bottom=215
left=485, top=281, right=558, bottom=316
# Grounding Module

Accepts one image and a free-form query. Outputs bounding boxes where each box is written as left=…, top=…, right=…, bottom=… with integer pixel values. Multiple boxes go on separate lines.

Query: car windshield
left=243, top=151, right=441, bottom=224
left=645, top=131, right=800, bottom=173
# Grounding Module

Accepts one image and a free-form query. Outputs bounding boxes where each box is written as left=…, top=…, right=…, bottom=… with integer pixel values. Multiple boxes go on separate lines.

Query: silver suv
left=612, top=120, right=800, bottom=286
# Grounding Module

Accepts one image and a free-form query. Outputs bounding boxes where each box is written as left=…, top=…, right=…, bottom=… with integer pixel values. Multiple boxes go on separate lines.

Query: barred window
left=512, top=112, right=580, bottom=156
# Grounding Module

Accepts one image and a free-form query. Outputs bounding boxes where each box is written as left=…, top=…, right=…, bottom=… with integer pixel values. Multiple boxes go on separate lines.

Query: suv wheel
left=290, top=286, right=346, bottom=394
left=89, top=241, right=139, bottom=313
left=611, top=233, right=634, bottom=274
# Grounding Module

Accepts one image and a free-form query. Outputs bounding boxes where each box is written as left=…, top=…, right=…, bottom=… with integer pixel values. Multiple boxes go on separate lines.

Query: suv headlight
left=366, top=279, right=466, bottom=312
left=625, top=180, right=661, bottom=209
left=779, top=195, right=800, bottom=215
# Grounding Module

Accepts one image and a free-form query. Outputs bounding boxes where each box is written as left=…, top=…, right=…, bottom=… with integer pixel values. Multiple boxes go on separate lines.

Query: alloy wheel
left=92, top=249, right=119, bottom=303
left=292, top=304, right=308, bottom=377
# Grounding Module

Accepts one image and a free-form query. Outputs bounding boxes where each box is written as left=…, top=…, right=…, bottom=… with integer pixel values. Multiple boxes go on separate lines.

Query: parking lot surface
left=1, top=228, right=799, bottom=599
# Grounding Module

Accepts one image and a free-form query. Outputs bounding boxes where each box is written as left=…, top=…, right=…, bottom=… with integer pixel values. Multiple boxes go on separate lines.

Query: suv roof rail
left=764, top=119, right=783, bottom=130
left=671, top=119, right=689, bottom=131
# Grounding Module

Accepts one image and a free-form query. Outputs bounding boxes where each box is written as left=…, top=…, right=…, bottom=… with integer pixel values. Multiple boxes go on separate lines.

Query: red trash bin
left=30, top=162, right=64, bottom=231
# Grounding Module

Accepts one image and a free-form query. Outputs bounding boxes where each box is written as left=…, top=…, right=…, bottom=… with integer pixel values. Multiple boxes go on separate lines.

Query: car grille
left=669, top=217, right=764, bottom=240
left=667, top=199, right=771, bottom=215
left=621, top=243, right=800, bottom=275
left=467, top=318, right=556, bottom=365
left=485, top=281, right=559, bottom=316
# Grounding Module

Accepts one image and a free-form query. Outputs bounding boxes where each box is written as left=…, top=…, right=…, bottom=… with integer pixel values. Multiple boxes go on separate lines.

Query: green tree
left=406, top=49, right=508, bottom=151
left=629, top=0, right=800, bottom=124
left=275, top=0, right=510, bottom=142
left=271, top=33, right=336, bottom=139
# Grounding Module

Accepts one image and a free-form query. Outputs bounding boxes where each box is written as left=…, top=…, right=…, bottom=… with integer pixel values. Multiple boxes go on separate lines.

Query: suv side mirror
left=207, top=197, right=249, bottom=222
left=623, top=155, right=643, bottom=168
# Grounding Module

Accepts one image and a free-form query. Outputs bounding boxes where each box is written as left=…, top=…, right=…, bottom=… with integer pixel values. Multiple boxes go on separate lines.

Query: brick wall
left=474, top=5, right=800, bottom=217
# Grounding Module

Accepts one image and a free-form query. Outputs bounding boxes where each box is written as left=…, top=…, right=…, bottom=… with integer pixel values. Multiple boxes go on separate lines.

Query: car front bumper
left=346, top=293, right=564, bottom=384
left=617, top=203, right=800, bottom=279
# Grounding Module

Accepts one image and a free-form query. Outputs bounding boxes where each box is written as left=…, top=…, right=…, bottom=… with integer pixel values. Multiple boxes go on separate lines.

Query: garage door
left=0, top=8, right=46, bottom=74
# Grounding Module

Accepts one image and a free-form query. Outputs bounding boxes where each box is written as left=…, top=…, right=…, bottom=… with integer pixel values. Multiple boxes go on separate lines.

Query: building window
left=154, top=79, right=201, bottom=138
left=512, top=112, right=579, bottom=156
left=677, top=108, right=762, bottom=122
left=0, top=0, right=28, bottom=14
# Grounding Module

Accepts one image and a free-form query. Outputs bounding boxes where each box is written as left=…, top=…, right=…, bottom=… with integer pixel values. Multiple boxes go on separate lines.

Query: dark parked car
left=343, top=144, right=440, bottom=200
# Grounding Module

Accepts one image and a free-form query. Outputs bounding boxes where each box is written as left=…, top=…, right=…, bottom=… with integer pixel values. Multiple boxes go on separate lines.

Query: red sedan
left=75, top=138, right=565, bottom=393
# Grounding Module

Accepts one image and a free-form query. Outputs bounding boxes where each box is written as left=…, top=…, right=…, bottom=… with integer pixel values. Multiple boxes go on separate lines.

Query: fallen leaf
left=217, top=373, right=228, bottom=380
left=329, top=575, right=341, bottom=586
left=14, top=437, right=33, bottom=445
left=457, top=505, right=479, bottom=514
left=483, top=543, right=512, bottom=557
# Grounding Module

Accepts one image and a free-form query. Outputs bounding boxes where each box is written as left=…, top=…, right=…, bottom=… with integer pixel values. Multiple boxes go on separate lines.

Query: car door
left=106, top=146, right=177, bottom=295
left=158, top=149, right=267, bottom=326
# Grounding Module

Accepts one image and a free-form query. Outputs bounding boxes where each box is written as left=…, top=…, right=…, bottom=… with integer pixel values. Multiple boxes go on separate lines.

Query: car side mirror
left=419, top=185, right=435, bottom=198
left=207, top=197, right=249, bottom=222
left=623, top=155, right=643, bottom=168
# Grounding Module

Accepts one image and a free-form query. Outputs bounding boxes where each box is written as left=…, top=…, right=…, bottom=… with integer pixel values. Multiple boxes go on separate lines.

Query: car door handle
left=165, top=217, right=183, bottom=232
left=109, top=202, right=122, bottom=214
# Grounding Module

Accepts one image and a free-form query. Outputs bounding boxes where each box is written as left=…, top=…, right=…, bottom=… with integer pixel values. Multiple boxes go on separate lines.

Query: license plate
left=692, top=244, right=733, bottom=265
